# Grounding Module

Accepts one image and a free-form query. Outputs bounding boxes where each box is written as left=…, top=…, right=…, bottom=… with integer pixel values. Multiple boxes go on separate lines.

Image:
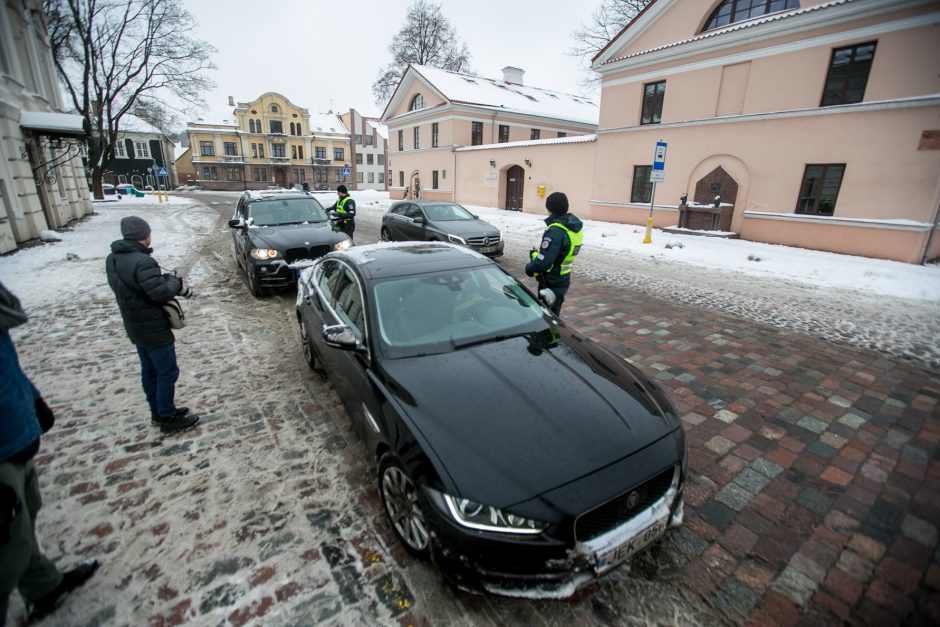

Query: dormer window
left=410, top=94, right=425, bottom=111
left=703, top=0, right=799, bottom=32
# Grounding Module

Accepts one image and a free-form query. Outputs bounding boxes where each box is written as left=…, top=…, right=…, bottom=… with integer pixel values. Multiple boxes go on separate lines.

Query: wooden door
left=505, top=165, right=524, bottom=211
left=274, top=168, right=287, bottom=188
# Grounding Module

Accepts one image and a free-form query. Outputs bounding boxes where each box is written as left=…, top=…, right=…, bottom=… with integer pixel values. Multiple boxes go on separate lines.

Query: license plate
left=480, top=245, right=497, bottom=254
left=596, top=516, right=668, bottom=572
left=295, top=268, right=302, bottom=278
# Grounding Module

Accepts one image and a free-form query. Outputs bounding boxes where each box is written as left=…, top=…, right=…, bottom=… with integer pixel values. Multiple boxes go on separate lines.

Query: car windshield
left=372, top=264, right=548, bottom=358
left=422, top=203, right=475, bottom=222
left=249, top=198, right=328, bottom=226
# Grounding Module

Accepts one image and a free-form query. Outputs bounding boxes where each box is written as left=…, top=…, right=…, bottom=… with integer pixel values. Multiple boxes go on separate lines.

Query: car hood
left=249, top=222, right=341, bottom=250
left=431, top=219, right=500, bottom=239
left=380, top=333, right=679, bottom=508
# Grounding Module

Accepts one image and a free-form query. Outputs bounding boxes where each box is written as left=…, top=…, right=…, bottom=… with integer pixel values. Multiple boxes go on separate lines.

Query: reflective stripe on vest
left=336, top=196, right=351, bottom=215
left=547, top=222, right=582, bottom=275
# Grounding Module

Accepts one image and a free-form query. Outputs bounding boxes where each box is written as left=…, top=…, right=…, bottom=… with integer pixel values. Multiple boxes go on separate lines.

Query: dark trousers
left=136, top=343, right=179, bottom=417
left=339, top=220, right=355, bottom=242
left=547, top=286, right=568, bottom=316
left=0, top=460, right=63, bottom=620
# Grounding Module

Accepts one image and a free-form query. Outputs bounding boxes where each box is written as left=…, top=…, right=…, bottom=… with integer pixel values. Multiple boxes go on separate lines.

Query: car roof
left=244, top=189, right=316, bottom=203
left=389, top=200, right=462, bottom=208
left=332, top=242, right=492, bottom=281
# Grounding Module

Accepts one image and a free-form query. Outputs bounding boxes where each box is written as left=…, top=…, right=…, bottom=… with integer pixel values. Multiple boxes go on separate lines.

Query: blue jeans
left=136, top=343, right=179, bottom=417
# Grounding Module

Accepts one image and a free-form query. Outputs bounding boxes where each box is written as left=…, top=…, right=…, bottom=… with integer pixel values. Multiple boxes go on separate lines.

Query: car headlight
left=446, top=234, right=466, bottom=245
left=334, top=239, right=351, bottom=251
left=428, top=488, right=547, bottom=534
left=250, top=248, right=280, bottom=260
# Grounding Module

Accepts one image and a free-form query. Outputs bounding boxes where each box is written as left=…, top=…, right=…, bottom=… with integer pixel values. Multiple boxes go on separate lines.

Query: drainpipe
left=922, top=198, right=940, bottom=264
left=452, top=145, right=458, bottom=204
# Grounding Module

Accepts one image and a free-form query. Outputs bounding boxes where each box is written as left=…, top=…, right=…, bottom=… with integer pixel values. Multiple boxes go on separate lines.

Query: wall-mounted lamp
left=524, top=158, right=532, bottom=167
left=489, top=160, right=496, bottom=168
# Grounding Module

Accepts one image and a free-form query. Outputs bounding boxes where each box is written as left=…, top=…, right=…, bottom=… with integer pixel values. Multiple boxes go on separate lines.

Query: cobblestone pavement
left=6, top=194, right=939, bottom=626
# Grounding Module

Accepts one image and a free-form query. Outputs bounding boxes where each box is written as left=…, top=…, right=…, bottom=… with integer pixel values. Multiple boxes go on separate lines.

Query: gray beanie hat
left=121, top=216, right=151, bottom=240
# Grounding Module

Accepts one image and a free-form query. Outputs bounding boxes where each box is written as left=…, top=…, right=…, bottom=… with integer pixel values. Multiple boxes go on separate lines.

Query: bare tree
left=44, top=0, right=216, bottom=198
left=373, top=0, right=471, bottom=105
left=569, top=0, right=650, bottom=86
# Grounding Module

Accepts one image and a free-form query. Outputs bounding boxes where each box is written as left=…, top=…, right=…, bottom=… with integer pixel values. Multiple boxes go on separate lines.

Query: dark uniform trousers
left=0, top=459, right=62, bottom=619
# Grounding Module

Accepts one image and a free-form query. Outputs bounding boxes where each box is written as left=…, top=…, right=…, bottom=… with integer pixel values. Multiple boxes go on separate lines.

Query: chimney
left=228, top=96, right=235, bottom=106
left=502, top=66, right=524, bottom=85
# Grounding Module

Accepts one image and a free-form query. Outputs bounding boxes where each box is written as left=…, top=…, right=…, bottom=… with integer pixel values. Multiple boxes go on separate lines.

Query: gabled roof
left=118, top=113, right=170, bottom=137
left=593, top=0, right=856, bottom=69
left=308, top=112, right=348, bottom=135
left=383, top=64, right=599, bottom=126
left=366, top=120, right=388, bottom=140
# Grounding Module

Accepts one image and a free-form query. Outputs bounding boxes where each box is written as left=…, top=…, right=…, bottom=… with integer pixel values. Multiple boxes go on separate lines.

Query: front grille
left=284, top=245, right=331, bottom=264
left=574, top=466, right=675, bottom=542
left=466, top=234, right=501, bottom=247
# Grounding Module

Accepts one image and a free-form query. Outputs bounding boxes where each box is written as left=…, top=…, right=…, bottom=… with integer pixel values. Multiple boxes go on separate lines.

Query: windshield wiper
left=452, top=332, right=529, bottom=351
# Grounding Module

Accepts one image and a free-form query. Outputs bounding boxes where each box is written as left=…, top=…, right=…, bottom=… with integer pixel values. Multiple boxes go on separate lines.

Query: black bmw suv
left=229, top=189, right=351, bottom=297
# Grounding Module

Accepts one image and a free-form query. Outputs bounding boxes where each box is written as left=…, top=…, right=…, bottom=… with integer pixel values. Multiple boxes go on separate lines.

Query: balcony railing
left=311, top=158, right=332, bottom=165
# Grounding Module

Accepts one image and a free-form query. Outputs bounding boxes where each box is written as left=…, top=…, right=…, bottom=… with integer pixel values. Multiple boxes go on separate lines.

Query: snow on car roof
left=407, top=65, right=599, bottom=126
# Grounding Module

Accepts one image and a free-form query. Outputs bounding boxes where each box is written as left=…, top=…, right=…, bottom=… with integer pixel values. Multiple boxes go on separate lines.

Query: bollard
left=643, top=217, right=653, bottom=244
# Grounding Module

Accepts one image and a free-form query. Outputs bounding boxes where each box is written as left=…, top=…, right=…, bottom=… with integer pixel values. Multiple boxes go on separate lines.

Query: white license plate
left=480, top=245, right=497, bottom=254
left=596, top=516, right=668, bottom=572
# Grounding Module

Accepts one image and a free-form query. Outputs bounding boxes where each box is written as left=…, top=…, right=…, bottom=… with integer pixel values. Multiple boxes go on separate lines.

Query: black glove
left=35, top=396, right=55, bottom=433
left=0, top=482, right=20, bottom=547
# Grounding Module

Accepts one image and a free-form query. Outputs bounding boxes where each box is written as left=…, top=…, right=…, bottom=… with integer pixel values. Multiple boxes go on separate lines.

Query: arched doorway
left=690, top=166, right=738, bottom=231
left=274, top=168, right=287, bottom=188
left=505, top=165, right=524, bottom=210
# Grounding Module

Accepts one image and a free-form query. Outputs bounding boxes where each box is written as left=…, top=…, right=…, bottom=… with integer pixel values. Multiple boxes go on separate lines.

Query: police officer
left=525, top=191, right=583, bottom=316
left=327, top=184, right=356, bottom=241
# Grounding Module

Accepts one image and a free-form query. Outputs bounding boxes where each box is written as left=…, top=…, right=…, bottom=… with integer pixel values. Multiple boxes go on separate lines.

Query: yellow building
left=186, top=93, right=351, bottom=191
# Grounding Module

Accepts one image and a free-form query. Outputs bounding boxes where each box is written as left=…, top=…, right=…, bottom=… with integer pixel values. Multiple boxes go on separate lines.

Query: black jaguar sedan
left=295, top=242, right=686, bottom=597
left=229, top=189, right=351, bottom=297
left=381, top=201, right=503, bottom=257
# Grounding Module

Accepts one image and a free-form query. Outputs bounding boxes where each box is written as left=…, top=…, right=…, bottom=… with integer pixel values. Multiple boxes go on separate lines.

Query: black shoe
left=151, top=406, right=190, bottom=421
left=27, top=559, right=100, bottom=622
left=154, top=412, right=199, bottom=434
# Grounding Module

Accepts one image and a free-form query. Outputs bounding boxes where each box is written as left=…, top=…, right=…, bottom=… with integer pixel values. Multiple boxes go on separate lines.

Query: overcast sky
left=181, top=0, right=604, bottom=127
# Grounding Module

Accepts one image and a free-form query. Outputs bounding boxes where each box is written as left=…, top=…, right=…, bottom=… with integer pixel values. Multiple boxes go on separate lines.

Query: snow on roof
left=309, top=112, right=348, bottom=135
left=406, top=65, right=599, bottom=126
left=19, top=111, right=85, bottom=135
left=599, top=0, right=851, bottom=66
left=173, top=142, right=189, bottom=160
left=366, top=120, right=388, bottom=140
left=456, top=133, right=597, bottom=152
left=118, top=114, right=167, bottom=136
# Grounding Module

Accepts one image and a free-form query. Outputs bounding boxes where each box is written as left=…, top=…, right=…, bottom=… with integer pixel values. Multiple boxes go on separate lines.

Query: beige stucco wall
left=455, top=140, right=597, bottom=214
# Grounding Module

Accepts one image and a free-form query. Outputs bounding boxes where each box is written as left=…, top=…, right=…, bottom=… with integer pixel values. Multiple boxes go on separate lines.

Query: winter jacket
left=525, top=213, right=584, bottom=288
left=0, top=282, right=41, bottom=463
left=327, top=196, right=356, bottom=223
left=106, top=239, right=182, bottom=348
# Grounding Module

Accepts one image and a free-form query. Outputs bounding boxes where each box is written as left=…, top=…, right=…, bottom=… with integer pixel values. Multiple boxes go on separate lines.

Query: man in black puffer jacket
left=106, top=216, right=198, bottom=434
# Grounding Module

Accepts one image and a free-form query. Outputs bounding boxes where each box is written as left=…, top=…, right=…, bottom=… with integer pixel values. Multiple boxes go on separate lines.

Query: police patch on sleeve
left=540, top=237, right=552, bottom=249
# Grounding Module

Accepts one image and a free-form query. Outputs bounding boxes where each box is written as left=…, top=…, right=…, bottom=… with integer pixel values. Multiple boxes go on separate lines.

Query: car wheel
left=245, top=264, right=266, bottom=298
left=298, top=317, right=317, bottom=370
left=380, top=227, right=392, bottom=242
left=378, top=453, right=430, bottom=559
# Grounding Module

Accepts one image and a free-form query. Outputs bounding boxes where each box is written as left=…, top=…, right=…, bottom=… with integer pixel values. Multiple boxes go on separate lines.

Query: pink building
left=589, top=0, right=940, bottom=263
left=381, top=65, right=599, bottom=208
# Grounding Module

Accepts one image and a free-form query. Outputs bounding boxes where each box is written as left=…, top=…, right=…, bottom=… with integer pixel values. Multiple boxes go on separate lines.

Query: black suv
left=229, top=189, right=351, bottom=296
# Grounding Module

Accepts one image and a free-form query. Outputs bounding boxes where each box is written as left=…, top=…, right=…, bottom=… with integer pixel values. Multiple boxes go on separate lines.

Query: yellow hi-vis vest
left=547, top=222, right=582, bottom=275
left=335, top=195, right=352, bottom=216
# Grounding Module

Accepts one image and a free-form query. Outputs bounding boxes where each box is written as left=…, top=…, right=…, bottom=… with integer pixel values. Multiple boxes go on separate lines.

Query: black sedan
left=229, top=189, right=351, bottom=297
left=295, top=242, right=686, bottom=597
left=380, top=201, right=503, bottom=257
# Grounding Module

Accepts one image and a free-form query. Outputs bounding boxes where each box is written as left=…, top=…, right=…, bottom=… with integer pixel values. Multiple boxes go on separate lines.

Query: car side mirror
left=413, top=216, right=426, bottom=224
left=322, top=324, right=365, bottom=351
left=538, top=288, right=557, bottom=311
left=228, top=218, right=246, bottom=229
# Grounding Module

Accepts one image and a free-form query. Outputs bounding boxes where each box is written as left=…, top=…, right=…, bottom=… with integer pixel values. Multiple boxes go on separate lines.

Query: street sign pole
left=643, top=140, right=667, bottom=244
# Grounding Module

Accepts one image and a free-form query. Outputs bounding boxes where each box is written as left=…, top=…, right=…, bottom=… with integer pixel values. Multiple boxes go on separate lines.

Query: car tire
left=378, top=453, right=431, bottom=560
left=380, top=227, right=392, bottom=242
left=298, top=317, right=317, bottom=370
left=245, top=264, right=266, bottom=298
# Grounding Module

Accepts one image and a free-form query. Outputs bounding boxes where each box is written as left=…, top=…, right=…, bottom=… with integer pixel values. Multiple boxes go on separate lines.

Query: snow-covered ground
left=3, top=188, right=938, bottom=311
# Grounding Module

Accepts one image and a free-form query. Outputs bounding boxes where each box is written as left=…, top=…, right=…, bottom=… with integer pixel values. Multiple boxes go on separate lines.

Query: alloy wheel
left=299, top=320, right=315, bottom=369
left=381, top=465, right=429, bottom=553
left=380, top=227, right=391, bottom=241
